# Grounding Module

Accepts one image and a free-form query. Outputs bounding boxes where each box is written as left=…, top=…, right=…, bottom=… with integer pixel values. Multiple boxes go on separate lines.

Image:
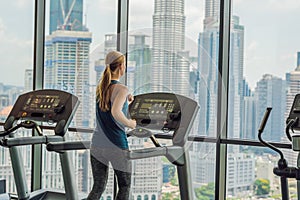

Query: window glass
left=0, top=1, right=33, bottom=119
left=0, top=0, right=34, bottom=195
left=128, top=0, right=218, bottom=198
left=44, top=0, right=117, bottom=195
left=190, top=142, right=216, bottom=199
left=45, top=0, right=117, bottom=129
left=230, top=0, right=300, bottom=143
left=226, top=145, right=297, bottom=199
left=129, top=0, right=219, bottom=138
left=229, top=1, right=300, bottom=198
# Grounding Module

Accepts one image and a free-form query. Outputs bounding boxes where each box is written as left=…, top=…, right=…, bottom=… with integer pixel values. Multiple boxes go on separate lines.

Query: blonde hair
left=96, top=50, right=125, bottom=111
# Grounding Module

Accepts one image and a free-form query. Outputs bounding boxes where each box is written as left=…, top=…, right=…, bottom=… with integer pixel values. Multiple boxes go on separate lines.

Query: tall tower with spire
left=152, top=0, right=190, bottom=96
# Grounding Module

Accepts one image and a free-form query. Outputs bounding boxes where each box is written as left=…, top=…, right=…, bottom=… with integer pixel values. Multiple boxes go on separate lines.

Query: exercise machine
left=258, top=94, right=300, bottom=200
left=0, top=89, right=80, bottom=200
left=126, top=92, right=199, bottom=200
left=46, top=92, right=199, bottom=199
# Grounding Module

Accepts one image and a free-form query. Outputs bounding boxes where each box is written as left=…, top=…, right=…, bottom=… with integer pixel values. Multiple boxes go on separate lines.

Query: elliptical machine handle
left=258, top=107, right=272, bottom=134
left=258, top=107, right=284, bottom=160
left=258, top=107, right=289, bottom=200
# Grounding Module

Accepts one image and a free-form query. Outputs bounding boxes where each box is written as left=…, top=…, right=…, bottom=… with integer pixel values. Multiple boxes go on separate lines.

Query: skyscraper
left=286, top=52, right=300, bottom=119
left=195, top=0, right=256, bottom=196
left=128, top=33, right=152, bottom=94
left=227, top=15, right=244, bottom=148
left=45, top=30, right=92, bottom=128
left=255, top=74, right=286, bottom=142
left=204, top=0, right=220, bottom=19
left=152, top=0, right=190, bottom=96
left=46, top=0, right=91, bottom=128
left=282, top=53, right=300, bottom=167
left=24, top=69, right=33, bottom=92
left=49, top=0, right=85, bottom=34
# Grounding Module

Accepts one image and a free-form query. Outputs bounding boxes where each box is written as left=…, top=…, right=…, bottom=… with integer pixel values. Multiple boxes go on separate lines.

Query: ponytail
left=96, top=66, right=111, bottom=111
left=96, top=50, right=125, bottom=112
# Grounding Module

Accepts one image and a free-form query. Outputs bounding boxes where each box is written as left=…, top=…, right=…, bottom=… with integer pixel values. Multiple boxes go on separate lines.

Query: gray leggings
left=87, top=149, right=132, bottom=200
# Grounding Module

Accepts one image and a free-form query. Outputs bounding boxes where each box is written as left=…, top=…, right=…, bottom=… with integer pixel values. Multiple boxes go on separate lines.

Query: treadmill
left=47, top=92, right=199, bottom=200
left=0, top=89, right=80, bottom=200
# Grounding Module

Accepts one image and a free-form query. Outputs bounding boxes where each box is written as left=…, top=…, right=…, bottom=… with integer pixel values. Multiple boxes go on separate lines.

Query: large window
left=0, top=0, right=34, bottom=195
left=1, top=0, right=299, bottom=199
left=129, top=0, right=219, bottom=198
left=0, top=1, right=33, bottom=113
left=230, top=0, right=300, bottom=142
left=226, top=0, right=300, bottom=198
left=42, top=0, right=118, bottom=195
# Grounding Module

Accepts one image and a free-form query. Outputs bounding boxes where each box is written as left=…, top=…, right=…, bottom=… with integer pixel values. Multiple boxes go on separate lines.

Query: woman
left=87, top=50, right=136, bottom=200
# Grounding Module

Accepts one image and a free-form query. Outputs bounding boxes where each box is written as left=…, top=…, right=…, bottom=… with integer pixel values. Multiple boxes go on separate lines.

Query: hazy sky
left=0, top=0, right=299, bottom=90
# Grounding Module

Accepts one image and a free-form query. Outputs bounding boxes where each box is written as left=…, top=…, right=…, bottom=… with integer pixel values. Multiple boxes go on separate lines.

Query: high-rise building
left=44, top=29, right=92, bottom=194
left=104, top=34, right=117, bottom=55
left=49, top=0, right=85, bottom=34
left=152, top=0, right=190, bottom=96
left=126, top=34, right=163, bottom=198
left=128, top=33, right=151, bottom=94
left=204, top=0, right=220, bottom=19
left=195, top=0, right=256, bottom=196
left=227, top=15, right=244, bottom=152
left=94, top=33, right=118, bottom=85
left=286, top=52, right=300, bottom=118
left=197, top=4, right=219, bottom=137
left=194, top=0, right=221, bottom=191
left=254, top=74, right=286, bottom=142
left=226, top=153, right=255, bottom=196
left=241, top=79, right=257, bottom=140
left=283, top=52, right=300, bottom=166
left=242, top=95, right=256, bottom=140
left=24, top=69, right=33, bottom=92
left=47, top=0, right=91, bottom=128
left=45, top=30, right=92, bottom=128
left=198, top=14, right=245, bottom=138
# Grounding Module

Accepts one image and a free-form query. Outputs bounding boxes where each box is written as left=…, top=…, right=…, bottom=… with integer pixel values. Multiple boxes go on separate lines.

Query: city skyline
left=0, top=0, right=300, bottom=199
left=0, top=0, right=299, bottom=89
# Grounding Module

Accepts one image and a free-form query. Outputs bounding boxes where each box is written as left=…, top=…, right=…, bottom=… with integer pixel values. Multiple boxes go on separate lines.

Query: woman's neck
left=111, top=74, right=121, bottom=80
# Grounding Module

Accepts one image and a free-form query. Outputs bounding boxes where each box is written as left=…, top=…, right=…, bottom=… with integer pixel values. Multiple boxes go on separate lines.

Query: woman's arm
left=111, top=86, right=136, bottom=129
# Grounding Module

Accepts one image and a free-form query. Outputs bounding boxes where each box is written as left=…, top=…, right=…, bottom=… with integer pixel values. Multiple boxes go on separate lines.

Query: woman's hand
left=127, top=119, right=137, bottom=129
left=128, top=94, right=134, bottom=104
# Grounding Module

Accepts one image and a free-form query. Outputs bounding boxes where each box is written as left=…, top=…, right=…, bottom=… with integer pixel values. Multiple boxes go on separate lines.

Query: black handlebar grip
left=258, top=107, right=272, bottom=133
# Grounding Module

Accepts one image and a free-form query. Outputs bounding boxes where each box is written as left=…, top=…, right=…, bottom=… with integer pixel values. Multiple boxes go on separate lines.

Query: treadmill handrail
left=126, top=146, right=167, bottom=159
left=46, top=140, right=91, bottom=151
left=1, top=135, right=63, bottom=147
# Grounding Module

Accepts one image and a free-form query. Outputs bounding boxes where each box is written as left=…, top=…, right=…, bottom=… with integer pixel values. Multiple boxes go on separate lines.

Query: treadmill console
left=129, top=93, right=181, bottom=131
left=4, top=89, right=79, bottom=136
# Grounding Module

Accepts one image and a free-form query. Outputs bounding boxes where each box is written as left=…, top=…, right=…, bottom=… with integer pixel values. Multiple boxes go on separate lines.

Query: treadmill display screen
left=131, top=98, right=175, bottom=120
left=129, top=94, right=181, bottom=130
left=23, top=94, right=61, bottom=113
left=4, top=89, right=80, bottom=136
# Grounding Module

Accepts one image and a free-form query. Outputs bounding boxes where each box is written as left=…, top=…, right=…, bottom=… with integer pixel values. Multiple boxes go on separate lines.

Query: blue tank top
left=91, top=80, right=129, bottom=149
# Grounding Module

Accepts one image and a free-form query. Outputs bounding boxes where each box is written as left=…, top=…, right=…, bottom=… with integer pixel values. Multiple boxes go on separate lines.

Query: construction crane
left=59, top=0, right=77, bottom=30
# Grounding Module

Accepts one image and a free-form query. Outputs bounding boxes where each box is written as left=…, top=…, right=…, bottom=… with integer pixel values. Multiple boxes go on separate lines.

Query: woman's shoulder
left=110, top=83, right=129, bottom=95
left=113, top=82, right=128, bottom=90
